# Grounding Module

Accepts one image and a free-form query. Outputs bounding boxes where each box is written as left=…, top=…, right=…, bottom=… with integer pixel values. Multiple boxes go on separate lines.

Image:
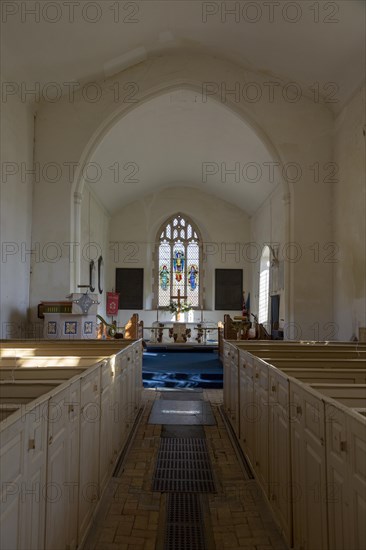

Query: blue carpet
left=143, top=351, right=223, bottom=389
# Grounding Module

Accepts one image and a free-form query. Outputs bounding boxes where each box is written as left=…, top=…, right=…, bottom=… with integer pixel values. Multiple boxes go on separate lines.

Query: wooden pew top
left=278, top=367, right=366, bottom=375
left=308, top=383, right=366, bottom=402
left=0, top=340, right=141, bottom=361
left=0, top=379, right=68, bottom=387
left=227, top=340, right=366, bottom=349
left=309, top=383, right=366, bottom=388
left=0, top=338, right=138, bottom=343
left=0, top=350, right=129, bottom=357
left=0, top=340, right=139, bottom=349
left=256, top=358, right=366, bottom=368
left=0, top=367, right=87, bottom=380
left=247, top=351, right=366, bottom=359
left=0, top=357, right=106, bottom=368
left=0, top=380, right=65, bottom=402
left=0, top=380, right=62, bottom=387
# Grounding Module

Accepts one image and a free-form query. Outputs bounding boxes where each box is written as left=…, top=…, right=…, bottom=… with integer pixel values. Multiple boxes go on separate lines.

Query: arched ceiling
left=2, top=1, right=364, bottom=217
left=88, top=89, right=277, bottom=215
left=2, top=0, right=365, bottom=107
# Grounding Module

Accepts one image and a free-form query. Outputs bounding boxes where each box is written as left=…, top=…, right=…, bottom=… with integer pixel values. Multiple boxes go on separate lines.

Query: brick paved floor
left=84, top=389, right=288, bottom=550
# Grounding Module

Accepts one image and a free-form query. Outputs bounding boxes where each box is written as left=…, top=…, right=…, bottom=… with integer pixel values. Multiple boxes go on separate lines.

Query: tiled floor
left=84, top=389, right=288, bottom=550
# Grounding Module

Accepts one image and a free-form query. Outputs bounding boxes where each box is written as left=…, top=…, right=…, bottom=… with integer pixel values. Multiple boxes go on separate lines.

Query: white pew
left=223, top=340, right=366, bottom=549
left=0, top=340, right=143, bottom=550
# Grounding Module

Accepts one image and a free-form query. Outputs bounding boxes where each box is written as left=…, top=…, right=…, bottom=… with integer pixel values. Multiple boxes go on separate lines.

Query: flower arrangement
left=162, top=300, right=193, bottom=314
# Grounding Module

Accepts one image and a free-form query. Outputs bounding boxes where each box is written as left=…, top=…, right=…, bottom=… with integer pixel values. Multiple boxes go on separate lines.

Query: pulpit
left=40, top=293, right=99, bottom=339
left=232, top=315, right=251, bottom=339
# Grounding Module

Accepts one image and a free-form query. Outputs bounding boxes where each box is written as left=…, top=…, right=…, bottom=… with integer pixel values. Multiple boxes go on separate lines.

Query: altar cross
left=170, top=289, right=188, bottom=321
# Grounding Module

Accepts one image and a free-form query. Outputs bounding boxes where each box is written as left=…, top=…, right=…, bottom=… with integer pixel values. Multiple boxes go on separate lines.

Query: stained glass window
left=157, top=214, right=201, bottom=308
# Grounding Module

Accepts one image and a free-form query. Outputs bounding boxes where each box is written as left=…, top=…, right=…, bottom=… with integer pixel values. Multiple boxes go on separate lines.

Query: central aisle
left=84, top=390, right=288, bottom=550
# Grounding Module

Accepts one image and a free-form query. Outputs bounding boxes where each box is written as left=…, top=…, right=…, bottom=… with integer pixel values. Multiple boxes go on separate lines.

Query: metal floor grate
left=153, top=438, right=216, bottom=493
left=164, top=493, right=206, bottom=550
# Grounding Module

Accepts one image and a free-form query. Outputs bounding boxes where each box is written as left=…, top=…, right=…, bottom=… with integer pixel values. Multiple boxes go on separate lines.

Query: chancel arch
left=27, top=49, right=339, bottom=333
left=67, top=66, right=292, bottom=319
left=22, top=48, right=348, bottom=337
left=67, top=78, right=292, bottom=325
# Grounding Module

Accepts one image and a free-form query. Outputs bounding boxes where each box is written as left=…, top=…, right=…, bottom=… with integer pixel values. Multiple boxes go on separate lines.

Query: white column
left=283, top=191, right=293, bottom=339
left=71, top=191, right=82, bottom=293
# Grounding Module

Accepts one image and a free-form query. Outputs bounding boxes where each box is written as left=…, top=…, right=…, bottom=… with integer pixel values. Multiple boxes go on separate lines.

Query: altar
left=146, top=321, right=217, bottom=345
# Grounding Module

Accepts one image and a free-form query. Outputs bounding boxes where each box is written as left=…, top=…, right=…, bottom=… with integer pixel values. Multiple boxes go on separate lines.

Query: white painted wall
left=250, top=185, right=286, bottom=331
left=108, top=187, right=251, bottom=328
left=29, top=100, right=76, bottom=310
left=25, top=53, right=335, bottom=334
left=333, top=84, right=366, bottom=340
left=0, top=95, right=34, bottom=337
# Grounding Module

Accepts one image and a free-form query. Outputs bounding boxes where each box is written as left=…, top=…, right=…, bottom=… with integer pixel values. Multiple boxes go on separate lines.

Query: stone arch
left=69, top=64, right=292, bottom=321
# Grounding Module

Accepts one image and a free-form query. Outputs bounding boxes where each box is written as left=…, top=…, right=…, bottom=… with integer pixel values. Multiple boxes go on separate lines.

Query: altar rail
left=223, top=340, right=366, bottom=550
left=0, top=339, right=143, bottom=550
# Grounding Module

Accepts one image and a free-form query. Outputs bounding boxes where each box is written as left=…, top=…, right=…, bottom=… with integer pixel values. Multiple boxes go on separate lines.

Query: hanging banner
left=106, top=292, right=119, bottom=316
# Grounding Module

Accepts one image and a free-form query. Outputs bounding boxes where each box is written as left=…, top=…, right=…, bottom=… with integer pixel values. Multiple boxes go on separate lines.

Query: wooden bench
left=222, top=339, right=366, bottom=550
left=230, top=341, right=366, bottom=351
left=0, top=404, right=22, bottom=421
left=0, top=380, right=63, bottom=401
left=249, top=350, right=366, bottom=359
left=280, top=367, right=366, bottom=384
left=0, top=339, right=143, bottom=550
left=0, top=356, right=107, bottom=368
left=0, top=367, right=87, bottom=380
left=309, top=383, right=366, bottom=406
left=259, top=358, right=366, bottom=369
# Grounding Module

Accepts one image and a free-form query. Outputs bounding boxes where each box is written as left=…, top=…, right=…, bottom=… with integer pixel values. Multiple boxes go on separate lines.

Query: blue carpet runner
left=143, top=350, right=223, bottom=389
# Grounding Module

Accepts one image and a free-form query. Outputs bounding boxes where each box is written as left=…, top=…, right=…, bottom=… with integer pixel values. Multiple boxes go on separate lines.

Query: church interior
left=1, top=1, right=365, bottom=549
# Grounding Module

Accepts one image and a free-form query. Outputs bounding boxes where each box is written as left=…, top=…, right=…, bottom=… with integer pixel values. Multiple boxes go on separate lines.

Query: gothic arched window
left=155, top=214, right=202, bottom=309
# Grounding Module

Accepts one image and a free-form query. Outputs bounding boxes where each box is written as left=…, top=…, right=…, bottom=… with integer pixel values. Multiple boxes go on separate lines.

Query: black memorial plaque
left=215, top=269, right=243, bottom=310
left=115, top=268, right=143, bottom=309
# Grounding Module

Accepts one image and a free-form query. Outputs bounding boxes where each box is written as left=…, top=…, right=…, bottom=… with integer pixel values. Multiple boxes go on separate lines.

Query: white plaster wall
left=333, top=84, right=366, bottom=340
left=108, top=187, right=251, bottom=328
left=251, top=173, right=335, bottom=341
left=29, top=52, right=334, bottom=332
left=80, top=185, right=110, bottom=315
left=0, top=95, right=35, bottom=337
left=250, top=185, right=286, bottom=329
left=29, top=100, right=76, bottom=309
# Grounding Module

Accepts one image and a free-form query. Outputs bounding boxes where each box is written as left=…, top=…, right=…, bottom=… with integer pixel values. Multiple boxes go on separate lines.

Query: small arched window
left=155, top=213, right=202, bottom=309
left=258, top=246, right=270, bottom=325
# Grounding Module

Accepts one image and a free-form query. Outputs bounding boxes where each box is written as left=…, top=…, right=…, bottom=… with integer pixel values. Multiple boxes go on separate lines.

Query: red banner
left=106, top=292, right=119, bottom=316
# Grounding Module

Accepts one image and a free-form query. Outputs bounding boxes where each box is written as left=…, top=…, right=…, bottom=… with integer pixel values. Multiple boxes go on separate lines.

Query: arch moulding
left=69, top=57, right=292, bottom=323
